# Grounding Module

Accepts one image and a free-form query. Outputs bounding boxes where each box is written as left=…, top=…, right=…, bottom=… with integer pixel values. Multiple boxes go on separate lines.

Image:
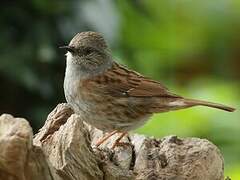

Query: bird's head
left=60, top=31, right=112, bottom=72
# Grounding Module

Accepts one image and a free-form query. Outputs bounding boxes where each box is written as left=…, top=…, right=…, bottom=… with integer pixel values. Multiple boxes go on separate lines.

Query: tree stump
left=0, top=103, right=225, bottom=180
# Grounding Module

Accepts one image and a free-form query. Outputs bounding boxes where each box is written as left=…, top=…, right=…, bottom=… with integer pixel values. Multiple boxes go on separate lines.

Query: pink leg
left=111, top=132, right=128, bottom=149
left=96, top=130, right=118, bottom=147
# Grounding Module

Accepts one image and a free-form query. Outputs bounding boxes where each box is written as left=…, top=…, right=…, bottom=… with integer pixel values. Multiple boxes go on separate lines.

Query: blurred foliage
left=0, top=0, right=239, bottom=178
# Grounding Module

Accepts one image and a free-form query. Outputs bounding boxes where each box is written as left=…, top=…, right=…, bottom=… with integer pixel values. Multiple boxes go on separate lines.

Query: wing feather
left=84, top=62, right=180, bottom=98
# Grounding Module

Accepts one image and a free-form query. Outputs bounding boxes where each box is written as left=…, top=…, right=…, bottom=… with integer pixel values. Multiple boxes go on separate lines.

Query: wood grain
left=0, top=103, right=225, bottom=180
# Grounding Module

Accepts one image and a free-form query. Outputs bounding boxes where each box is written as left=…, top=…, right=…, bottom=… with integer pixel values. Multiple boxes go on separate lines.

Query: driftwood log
left=0, top=103, right=225, bottom=180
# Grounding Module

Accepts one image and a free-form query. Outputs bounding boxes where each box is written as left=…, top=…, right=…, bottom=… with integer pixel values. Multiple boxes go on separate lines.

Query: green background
left=0, top=1, right=239, bottom=178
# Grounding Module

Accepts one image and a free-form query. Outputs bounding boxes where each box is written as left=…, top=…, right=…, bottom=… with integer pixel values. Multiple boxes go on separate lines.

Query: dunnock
left=60, top=31, right=235, bottom=148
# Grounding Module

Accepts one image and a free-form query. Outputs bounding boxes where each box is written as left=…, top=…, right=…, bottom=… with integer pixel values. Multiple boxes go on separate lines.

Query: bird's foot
left=111, top=141, right=131, bottom=149
left=111, top=132, right=129, bottom=149
left=95, top=130, right=118, bottom=147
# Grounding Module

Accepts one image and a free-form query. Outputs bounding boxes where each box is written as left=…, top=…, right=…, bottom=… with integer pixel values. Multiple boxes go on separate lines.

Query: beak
left=59, top=45, right=75, bottom=53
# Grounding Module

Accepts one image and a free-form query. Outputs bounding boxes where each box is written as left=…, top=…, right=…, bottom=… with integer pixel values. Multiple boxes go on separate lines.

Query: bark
left=0, top=103, right=225, bottom=180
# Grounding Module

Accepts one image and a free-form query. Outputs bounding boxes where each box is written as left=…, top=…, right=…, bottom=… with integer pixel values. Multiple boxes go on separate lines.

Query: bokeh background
left=0, top=0, right=239, bottom=178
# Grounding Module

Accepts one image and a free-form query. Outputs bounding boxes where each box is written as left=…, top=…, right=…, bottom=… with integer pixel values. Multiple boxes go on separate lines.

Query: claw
left=111, top=141, right=131, bottom=149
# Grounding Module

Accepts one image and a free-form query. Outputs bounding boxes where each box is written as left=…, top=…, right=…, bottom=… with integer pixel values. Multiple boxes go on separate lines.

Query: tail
left=183, top=98, right=235, bottom=112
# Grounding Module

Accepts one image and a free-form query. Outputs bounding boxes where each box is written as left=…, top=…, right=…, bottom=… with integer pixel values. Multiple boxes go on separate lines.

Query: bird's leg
left=111, top=132, right=129, bottom=149
left=96, top=130, right=118, bottom=147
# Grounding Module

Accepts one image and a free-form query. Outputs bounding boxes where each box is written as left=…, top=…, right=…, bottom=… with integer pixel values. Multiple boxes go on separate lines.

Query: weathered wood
left=0, top=103, right=224, bottom=180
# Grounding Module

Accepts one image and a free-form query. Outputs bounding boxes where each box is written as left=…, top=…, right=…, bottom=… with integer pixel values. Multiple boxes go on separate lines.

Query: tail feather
left=183, top=98, right=235, bottom=112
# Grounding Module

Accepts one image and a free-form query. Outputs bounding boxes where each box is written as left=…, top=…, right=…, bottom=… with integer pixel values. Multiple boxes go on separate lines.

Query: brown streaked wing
left=86, top=62, right=181, bottom=98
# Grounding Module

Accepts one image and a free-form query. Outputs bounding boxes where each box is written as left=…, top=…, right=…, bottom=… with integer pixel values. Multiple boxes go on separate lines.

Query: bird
left=60, top=31, right=235, bottom=148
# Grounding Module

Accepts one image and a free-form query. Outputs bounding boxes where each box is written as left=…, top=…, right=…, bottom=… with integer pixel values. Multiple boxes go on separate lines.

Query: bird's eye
left=83, top=47, right=94, bottom=56
left=86, top=49, right=92, bottom=54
